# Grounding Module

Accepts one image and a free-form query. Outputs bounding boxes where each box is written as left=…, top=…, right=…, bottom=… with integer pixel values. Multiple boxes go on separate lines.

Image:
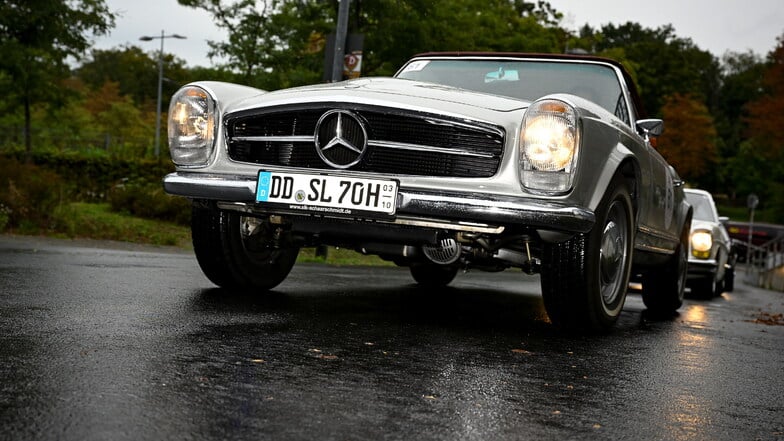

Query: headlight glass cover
left=519, top=99, right=579, bottom=193
left=168, top=86, right=216, bottom=166
left=690, top=230, right=713, bottom=258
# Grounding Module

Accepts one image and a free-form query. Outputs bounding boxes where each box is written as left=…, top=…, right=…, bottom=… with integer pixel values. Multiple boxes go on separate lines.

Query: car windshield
left=686, top=192, right=718, bottom=222
left=395, top=58, right=626, bottom=121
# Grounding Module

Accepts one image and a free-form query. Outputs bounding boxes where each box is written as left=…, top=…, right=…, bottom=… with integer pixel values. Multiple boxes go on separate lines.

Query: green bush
left=0, top=150, right=188, bottom=228
left=0, top=204, right=10, bottom=230
left=51, top=202, right=191, bottom=247
left=1, top=149, right=174, bottom=202
left=0, top=157, right=69, bottom=230
left=107, top=179, right=191, bottom=225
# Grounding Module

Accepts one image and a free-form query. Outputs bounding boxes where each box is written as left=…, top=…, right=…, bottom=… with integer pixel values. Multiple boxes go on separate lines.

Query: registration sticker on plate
left=256, top=171, right=398, bottom=216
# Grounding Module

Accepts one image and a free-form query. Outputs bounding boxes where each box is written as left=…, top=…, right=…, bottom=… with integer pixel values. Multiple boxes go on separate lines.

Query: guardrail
left=741, top=236, right=784, bottom=291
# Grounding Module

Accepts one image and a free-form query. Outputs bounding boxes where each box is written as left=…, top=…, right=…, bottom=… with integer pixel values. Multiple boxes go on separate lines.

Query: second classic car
left=684, top=188, right=735, bottom=298
left=163, top=52, right=692, bottom=331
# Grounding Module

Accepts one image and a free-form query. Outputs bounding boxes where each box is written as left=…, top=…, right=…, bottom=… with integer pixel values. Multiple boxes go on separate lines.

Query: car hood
left=691, top=219, right=722, bottom=233
left=224, top=77, right=529, bottom=116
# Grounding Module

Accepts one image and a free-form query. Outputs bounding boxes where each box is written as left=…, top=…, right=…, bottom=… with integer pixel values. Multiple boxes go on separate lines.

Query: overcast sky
left=93, top=0, right=784, bottom=68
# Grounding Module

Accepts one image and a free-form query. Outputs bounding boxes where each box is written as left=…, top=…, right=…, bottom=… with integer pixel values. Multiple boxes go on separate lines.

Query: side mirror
left=636, top=118, right=664, bottom=145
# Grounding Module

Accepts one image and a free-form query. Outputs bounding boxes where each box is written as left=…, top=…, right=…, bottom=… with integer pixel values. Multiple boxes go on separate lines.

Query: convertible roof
left=407, top=52, right=648, bottom=118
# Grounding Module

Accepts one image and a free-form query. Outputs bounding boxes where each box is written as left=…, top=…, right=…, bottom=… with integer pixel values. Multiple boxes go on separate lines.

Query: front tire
left=689, top=275, right=718, bottom=300
left=723, top=266, right=735, bottom=292
left=540, top=176, right=634, bottom=332
left=191, top=203, right=299, bottom=290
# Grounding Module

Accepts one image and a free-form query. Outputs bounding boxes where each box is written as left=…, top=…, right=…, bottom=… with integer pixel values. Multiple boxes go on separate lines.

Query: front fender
left=572, top=116, right=641, bottom=213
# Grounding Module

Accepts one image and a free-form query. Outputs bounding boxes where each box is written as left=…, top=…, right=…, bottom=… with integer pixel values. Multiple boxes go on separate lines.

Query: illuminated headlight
left=690, top=230, right=713, bottom=259
left=168, top=86, right=216, bottom=166
left=519, top=99, right=579, bottom=193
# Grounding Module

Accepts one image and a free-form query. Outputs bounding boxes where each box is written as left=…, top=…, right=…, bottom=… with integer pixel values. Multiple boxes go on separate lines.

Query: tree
left=590, top=22, right=721, bottom=118
left=178, top=0, right=333, bottom=87
left=81, top=81, right=151, bottom=157
left=78, top=46, right=161, bottom=106
left=0, top=0, right=115, bottom=159
left=355, top=0, right=566, bottom=76
left=77, top=46, right=191, bottom=117
left=178, top=0, right=567, bottom=89
left=726, top=141, right=770, bottom=201
left=656, top=93, right=718, bottom=188
left=714, top=51, right=765, bottom=157
left=740, top=34, right=784, bottom=222
left=743, top=35, right=784, bottom=162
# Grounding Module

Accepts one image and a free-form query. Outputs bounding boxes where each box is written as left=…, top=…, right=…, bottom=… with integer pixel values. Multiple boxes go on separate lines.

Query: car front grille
left=225, top=104, right=505, bottom=178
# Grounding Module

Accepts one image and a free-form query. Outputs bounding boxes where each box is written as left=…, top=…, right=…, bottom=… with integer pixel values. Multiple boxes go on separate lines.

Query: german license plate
left=256, top=171, right=398, bottom=216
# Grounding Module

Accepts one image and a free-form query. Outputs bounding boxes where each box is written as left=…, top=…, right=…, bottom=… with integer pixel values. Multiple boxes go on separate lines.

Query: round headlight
left=168, top=85, right=216, bottom=166
left=522, top=114, right=576, bottom=171
left=518, top=99, right=580, bottom=193
left=691, top=231, right=713, bottom=253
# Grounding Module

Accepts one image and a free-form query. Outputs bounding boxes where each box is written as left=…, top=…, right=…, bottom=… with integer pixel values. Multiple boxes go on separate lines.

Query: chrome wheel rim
left=599, top=200, right=629, bottom=306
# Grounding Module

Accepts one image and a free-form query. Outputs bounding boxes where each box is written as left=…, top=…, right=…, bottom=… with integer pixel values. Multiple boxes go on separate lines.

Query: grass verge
left=47, top=202, right=193, bottom=248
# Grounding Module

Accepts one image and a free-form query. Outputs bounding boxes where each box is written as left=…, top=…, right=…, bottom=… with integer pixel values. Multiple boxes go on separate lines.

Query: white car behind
left=684, top=188, right=735, bottom=298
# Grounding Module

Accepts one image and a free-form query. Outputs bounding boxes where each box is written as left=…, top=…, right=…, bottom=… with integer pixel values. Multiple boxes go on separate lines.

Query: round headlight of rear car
left=168, top=86, right=216, bottom=167
left=690, top=230, right=713, bottom=258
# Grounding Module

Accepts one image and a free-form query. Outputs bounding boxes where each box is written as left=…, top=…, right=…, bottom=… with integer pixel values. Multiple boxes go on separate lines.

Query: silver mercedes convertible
left=163, top=52, right=692, bottom=331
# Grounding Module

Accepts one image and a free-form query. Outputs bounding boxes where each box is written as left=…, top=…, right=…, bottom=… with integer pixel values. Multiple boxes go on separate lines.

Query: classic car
left=684, top=188, right=735, bottom=298
left=163, top=52, right=693, bottom=332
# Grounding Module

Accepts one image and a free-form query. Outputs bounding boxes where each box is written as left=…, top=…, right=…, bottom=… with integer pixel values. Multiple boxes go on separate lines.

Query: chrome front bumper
left=163, top=172, right=595, bottom=235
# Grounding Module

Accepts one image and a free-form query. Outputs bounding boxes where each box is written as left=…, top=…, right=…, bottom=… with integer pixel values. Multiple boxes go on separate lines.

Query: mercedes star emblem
left=314, top=109, right=368, bottom=169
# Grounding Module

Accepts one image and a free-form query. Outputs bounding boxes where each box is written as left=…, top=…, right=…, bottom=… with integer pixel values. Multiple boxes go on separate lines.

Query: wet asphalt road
left=0, top=234, right=783, bottom=441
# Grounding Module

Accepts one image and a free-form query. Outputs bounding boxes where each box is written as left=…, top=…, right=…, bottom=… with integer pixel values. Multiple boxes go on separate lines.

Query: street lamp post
left=139, top=30, right=186, bottom=159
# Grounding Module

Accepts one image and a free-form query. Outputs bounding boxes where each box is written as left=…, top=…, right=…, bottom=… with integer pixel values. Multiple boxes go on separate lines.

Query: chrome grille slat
left=233, top=135, right=313, bottom=142
left=368, top=140, right=495, bottom=158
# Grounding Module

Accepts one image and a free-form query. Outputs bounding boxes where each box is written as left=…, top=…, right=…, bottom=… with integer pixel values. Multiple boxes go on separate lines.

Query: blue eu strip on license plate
left=256, top=171, right=398, bottom=215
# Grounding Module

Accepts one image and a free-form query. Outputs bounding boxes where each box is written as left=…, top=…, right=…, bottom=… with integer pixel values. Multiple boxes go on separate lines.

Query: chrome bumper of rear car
left=687, top=259, right=719, bottom=277
left=163, top=172, right=595, bottom=235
